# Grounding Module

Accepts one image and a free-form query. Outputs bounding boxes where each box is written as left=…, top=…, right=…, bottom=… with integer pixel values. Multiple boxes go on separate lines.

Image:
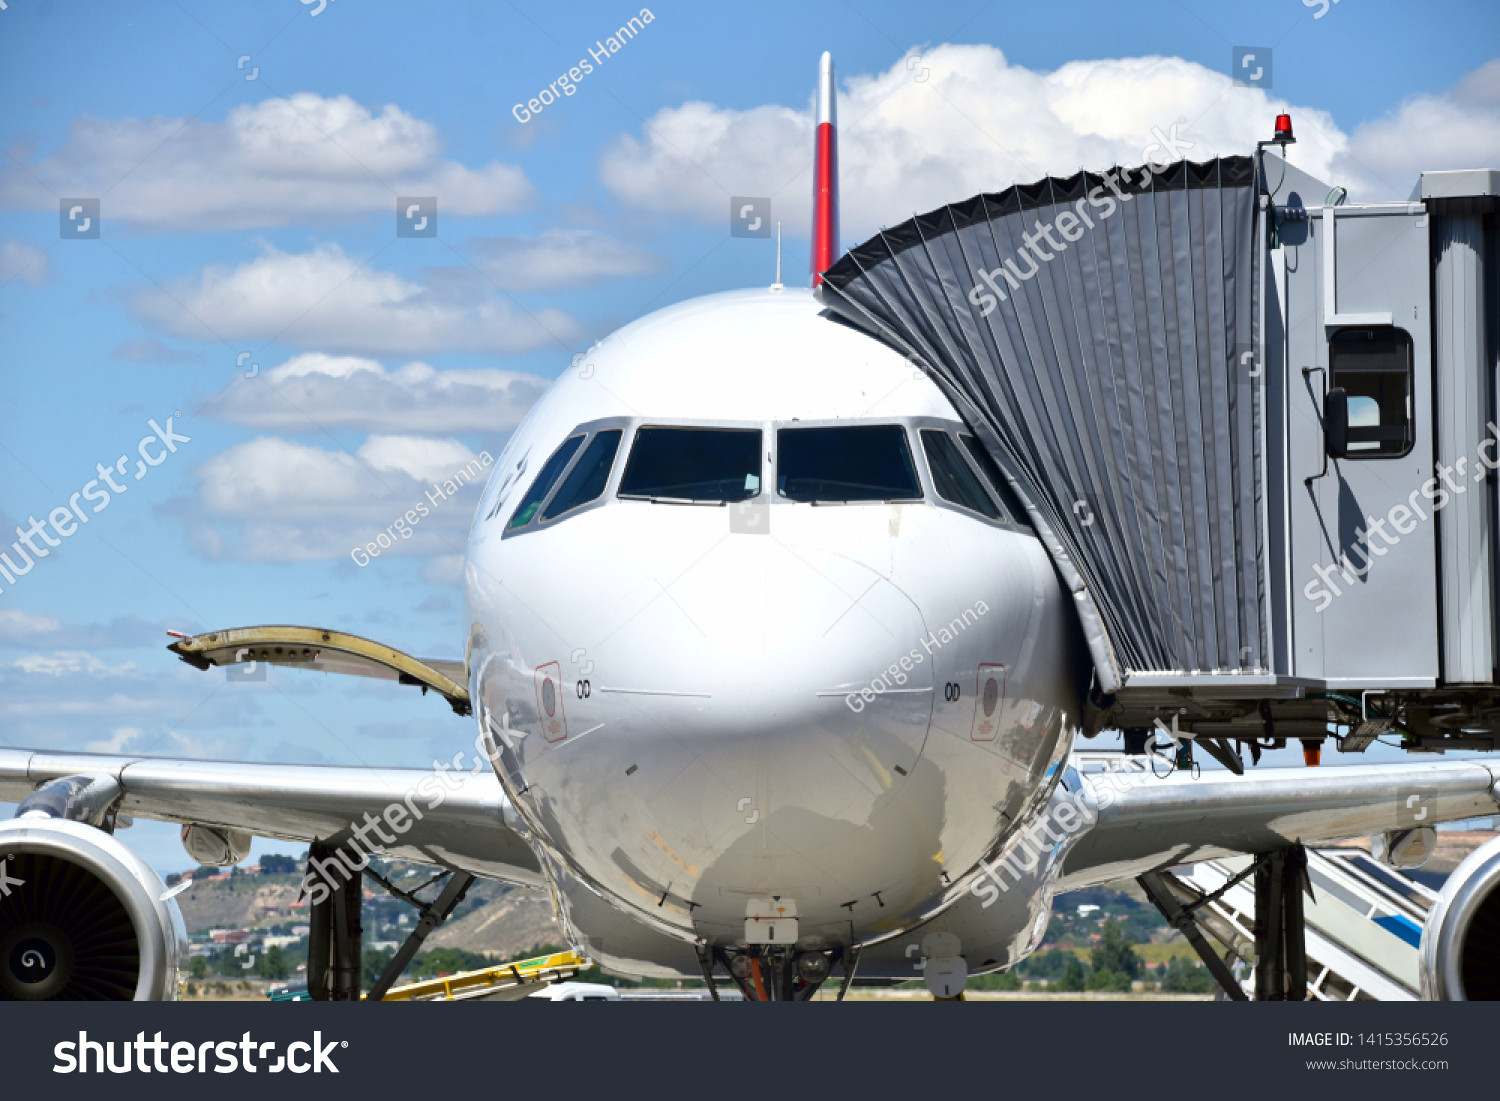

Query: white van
left=533, top=981, right=621, bottom=1002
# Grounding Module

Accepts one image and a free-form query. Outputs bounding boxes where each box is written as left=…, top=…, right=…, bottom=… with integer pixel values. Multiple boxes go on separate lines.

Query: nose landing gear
left=701, top=945, right=844, bottom=1001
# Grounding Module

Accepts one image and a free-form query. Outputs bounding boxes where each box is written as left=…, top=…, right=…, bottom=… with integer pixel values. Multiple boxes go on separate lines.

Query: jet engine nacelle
left=0, top=817, right=186, bottom=1000
left=1421, top=833, right=1500, bottom=1000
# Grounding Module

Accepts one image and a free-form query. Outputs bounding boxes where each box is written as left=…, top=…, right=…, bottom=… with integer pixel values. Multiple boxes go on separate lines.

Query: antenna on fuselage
left=770, top=221, right=783, bottom=292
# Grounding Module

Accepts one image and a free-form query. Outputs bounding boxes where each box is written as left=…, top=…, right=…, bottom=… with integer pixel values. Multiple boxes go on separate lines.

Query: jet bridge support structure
left=364, top=868, right=477, bottom=1002
left=1138, top=869, right=1249, bottom=1000
left=1141, top=845, right=1312, bottom=1000
left=1253, top=845, right=1310, bottom=1001
left=307, top=840, right=364, bottom=1002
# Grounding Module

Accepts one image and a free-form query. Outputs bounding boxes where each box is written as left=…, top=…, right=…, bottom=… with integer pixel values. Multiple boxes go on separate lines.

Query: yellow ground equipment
left=368, top=950, right=588, bottom=1002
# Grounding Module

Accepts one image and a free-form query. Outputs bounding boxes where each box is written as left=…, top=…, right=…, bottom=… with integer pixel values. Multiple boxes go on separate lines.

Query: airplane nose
left=498, top=508, right=937, bottom=898
left=593, top=521, right=932, bottom=770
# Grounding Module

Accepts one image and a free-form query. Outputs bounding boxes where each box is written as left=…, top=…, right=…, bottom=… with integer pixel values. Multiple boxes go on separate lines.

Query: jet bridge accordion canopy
left=818, top=157, right=1263, bottom=693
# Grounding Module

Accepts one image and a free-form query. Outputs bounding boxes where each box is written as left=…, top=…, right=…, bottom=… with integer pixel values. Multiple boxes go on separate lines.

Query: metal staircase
left=1176, top=848, right=1436, bottom=1000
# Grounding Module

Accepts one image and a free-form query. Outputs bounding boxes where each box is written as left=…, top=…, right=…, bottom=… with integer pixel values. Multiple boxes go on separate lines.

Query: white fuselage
left=464, top=287, right=1086, bottom=975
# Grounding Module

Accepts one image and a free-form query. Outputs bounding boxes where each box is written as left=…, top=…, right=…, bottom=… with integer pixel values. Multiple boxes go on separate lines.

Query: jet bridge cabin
left=817, top=129, right=1500, bottom=757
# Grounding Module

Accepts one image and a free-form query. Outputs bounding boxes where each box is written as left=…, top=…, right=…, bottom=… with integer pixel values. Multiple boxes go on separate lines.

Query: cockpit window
left=507, top=435, right=584, bottom=530
left=776, top=425, right=921, bottom=503
left=959, top=435, right=1016, bottom=523
left=618, top=427, right=762, bottom=503
left=543, top=430, right=622, bottom=521
left=922, top=430, right=1001, bottom=520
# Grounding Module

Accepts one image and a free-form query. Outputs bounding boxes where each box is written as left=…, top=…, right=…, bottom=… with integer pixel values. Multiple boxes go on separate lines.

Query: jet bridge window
left=617, top=427, right=762, bottom=503
left=1330, top=327, right=1414, bottom=458
left=921, top=430, right=1002, bottom=520
left=507, top=435, right=584, bottom=530
left=776, top=425, right=922, bottom=503
left=543, top=430, right=622, bottom=521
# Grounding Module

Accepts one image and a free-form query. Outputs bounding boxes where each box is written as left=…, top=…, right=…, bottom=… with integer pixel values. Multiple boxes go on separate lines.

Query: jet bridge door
left=1283, top=203, right=1437, bottom=687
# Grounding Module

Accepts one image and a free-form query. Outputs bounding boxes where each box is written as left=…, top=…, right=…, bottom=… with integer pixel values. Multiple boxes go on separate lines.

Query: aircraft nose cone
left=496, top=508, right=937, bottom=896
left=590, top=520, right=932, bottom=746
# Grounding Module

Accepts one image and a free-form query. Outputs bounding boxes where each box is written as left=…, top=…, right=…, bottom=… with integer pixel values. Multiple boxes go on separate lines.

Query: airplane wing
left=850, top=756, right=1500, bottom=986
left=1056, top=757, right=1500, bottom=890
left=165, top=626, right=471, bottom=715
left=0, top=747, right=541, bottom=886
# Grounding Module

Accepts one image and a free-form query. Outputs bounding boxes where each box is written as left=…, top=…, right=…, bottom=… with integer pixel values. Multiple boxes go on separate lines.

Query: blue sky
left=1, top=0, right=1497, bottom=871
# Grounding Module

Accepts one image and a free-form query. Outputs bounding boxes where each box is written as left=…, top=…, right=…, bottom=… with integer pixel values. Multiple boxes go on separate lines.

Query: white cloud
left=601, top=46, right=1500, bottom=239
left=0, top=608, right=61, bottom=638
left=464, top=228, right=664, bottom=290
left=0, top=94, right=533, bottom=230
left=13, top=652, right=136, bottom=677
left=361, top=435, right=483, bottom=484
left=0, top=240, right=48, bottom=285
left=189, top=435, right=488, bottom=561
left=131, top=243, right=583, bottom=356
left=0, top=653, right=330, bottom=762
left=1345, top=58, right=1500, bottom=196
left=84, top=727, right=145, bottom=755
left=205, top=352, right=549, bottom=434
left=110, top=337, right=205, bottom=365
left=0, top=609, right=179, bottom=649
left=423, top=555, right=466, bottom=585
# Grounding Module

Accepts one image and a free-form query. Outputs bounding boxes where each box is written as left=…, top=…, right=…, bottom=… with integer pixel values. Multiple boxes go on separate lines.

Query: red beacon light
left=1272, top=113, right=1295, bottom=145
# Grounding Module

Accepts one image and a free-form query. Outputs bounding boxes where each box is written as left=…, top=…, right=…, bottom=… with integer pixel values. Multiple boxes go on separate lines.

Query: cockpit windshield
left=543, top=430, right=622, bottom=521
left=507, top=435, right=584, bottom=530
left=959, top=435, right=1018, bottom=523
left=776, top=425, right=922, bottom=503
left=922, top=430, right=1002, bottom=520
left=617, top=427, right=762, bottom=504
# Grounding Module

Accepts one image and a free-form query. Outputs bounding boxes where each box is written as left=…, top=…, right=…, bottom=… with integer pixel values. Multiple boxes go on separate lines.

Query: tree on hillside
left=1160, top=956, right=1215, bottom=993
left=1090, top=919, right=1142, bottom=980
left=414, top=947, right=493, bottom=978
left=258, top=946, right=290, bottom=981
left=1057, top=956, right=1088, bottom=992
left=362, top=948, right=395, bottom=988
left=1018, top=947, right=1078, bottom=979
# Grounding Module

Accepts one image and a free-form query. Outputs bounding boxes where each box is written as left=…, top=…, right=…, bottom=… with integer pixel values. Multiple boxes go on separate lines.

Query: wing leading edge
left=0, top=747, right=541, bottom=886
left=1057, top=758, right=1500, bottom=890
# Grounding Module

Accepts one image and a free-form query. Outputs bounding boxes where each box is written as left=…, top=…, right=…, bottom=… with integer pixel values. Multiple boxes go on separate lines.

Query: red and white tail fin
left=810, top=51, right=839, bottom=285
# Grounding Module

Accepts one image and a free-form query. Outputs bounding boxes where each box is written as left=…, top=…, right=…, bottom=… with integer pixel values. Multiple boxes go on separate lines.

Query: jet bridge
left=818, top=119, right=1500, bottom=756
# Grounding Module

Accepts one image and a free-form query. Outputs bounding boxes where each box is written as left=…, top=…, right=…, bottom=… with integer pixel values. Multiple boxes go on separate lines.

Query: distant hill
left=425, top=886, right=561, bottom=959
left=174, top=829, right=1497, bottom=964
left=174, top=872, right=307, bottom=931
left=172, top=859, right=562, bottom=962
